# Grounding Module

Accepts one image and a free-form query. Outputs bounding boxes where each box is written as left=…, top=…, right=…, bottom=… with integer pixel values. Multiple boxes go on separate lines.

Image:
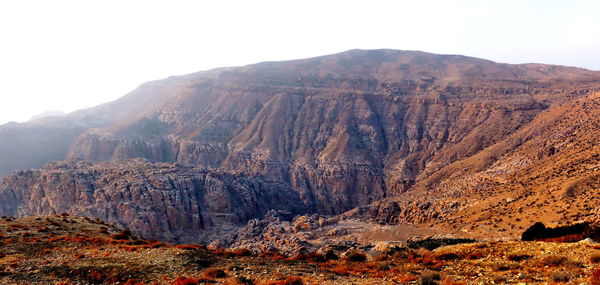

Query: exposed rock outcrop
left=0, top=159, right=308, bottom=243
left=2, top=50, right=600, bottom=244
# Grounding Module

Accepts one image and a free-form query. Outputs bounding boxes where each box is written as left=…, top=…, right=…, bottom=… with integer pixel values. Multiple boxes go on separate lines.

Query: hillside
left=1, top=216, right=599, bottom=284
left=1, top=49, right=600, bottom=245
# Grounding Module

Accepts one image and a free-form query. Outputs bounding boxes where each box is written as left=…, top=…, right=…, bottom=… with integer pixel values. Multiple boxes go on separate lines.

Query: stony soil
left=1, top=216, right=600, bottom=284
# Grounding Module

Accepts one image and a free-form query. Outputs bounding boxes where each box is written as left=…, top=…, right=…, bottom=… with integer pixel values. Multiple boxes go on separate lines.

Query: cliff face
left=0, top=159, right=307, bottom=243
left=2, top=49, right=600, bottom=242
left=345, top=92, right=600, bottom=241
left=61, top=50, right=600, bottom=214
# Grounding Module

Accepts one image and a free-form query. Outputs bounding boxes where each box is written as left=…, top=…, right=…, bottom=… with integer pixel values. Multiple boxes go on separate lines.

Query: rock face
left=0, top=159, right=307, bottom=243
left=2, top=49, right=600, bottom=243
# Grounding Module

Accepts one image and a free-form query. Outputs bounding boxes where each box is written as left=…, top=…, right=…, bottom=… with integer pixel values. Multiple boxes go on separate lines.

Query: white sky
left=1, top=0, right=599, bottom=124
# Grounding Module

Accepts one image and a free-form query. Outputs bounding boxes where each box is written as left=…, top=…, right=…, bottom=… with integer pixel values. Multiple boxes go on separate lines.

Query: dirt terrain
left=1, top=216, right=600, bottom=284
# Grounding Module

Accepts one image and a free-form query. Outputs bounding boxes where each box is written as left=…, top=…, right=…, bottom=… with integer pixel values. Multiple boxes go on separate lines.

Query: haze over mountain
left=1, top=49, right=600, bottom=244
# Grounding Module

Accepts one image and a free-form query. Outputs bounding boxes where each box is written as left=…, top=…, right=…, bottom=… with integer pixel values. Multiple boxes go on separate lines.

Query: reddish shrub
left=436, top=252, right=460, bottom=261
left=344, top=252, right=367, bottom=262
left=175, top=244, right=203, bottom=250
left=291, top=252, right=326, bottom=263
left=172, top=277, right=199, bottom=285
left=331, top=264, right=351, bottom=276
left=203, top=268, right=227, bottom=278
left=259, top=251, right=287, bottom=260
left=140, top=241, right=168, bottom=249
left=541, top=255, right=569, bottom=266
left=111, top=230, right=132, bottom=240
left=539, top=234, right=586, bottom=243
left=592, top=268, right=600, bottom=285
left=120, top=245, right=139, bottom=252
left=507, top=254, right=532, bottom=261
left=261, top=276, right=304, bottom=285
left=231, top=248, right=253, bottom=257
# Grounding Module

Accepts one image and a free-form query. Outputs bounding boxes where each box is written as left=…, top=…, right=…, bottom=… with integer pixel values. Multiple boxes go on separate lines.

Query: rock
left=373, top=241, right=404, bottom=253
left=0, top=159, right=308, bottom=243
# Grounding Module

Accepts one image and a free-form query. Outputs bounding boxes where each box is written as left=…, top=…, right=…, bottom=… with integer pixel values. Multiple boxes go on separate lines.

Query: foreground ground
left=1, top=216, right=600, bottom=284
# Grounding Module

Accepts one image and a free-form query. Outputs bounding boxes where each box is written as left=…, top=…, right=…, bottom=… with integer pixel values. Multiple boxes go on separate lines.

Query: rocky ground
left=1, top=216, right=600, bottom=284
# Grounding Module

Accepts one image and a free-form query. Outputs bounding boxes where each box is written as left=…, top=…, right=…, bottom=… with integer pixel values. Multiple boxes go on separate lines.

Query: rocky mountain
left=1, top=49, right=600, bottom=243
left=0, top=159, right=308, bottom=243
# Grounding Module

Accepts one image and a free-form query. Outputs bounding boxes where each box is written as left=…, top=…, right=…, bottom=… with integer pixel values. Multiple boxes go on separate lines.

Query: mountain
left=28, top=110, right=66, bottom=121
left=1, top=49, right=600, bottom=243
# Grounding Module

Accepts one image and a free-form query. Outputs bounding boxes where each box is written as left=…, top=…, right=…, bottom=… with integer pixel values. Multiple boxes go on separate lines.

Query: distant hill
left=28, top=110, right=66, bottom=121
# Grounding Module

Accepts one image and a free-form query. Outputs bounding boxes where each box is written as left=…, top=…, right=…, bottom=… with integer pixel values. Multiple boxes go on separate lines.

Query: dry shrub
left=110, top=230, right=132, bottom=240
left=344, top=252, right=367, bottom=262
left=538, top=234, right=586, bottom=242
left=420, top=271, right=441, bottom=285
left=490, top=262, right=520, bottom=271
left=396, top=273, right=418, bottom=283
left=436, top=252, right=460, bottom=261
left=203, top=268, right=227, bottom=278
left=374, top=254, right=389, bottom=261
left=331, top=264, right=351, bottom=276
left=175, top=244, right=203, bottom=250
left=234, top=276, right=254, bottom=285
left=408, top=253, right=443, bottom=268
left=550, top=271, right=571, bottom=282
left=507, top=253, right=532, bottom=262
left=441, top=279, right=466, bottom=285
left=261, top=276, right=303, bottom=285
left=209, top=247, right=252, bottom=257
left=172, top=277, right=199, bottom=285
left=464, top=252, right=484, bottom=260
left=48, top=235, right=106, bottom=245
left=259, top=251, right=287, bottom=260
left=592, top=267, right=600, bottom=285
left=542, top=255, right=569, bottom=266
left=291, top=252, right=326, bottom=263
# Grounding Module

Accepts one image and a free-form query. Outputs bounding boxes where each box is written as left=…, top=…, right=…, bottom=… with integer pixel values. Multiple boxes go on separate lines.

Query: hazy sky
left=1, top=0, right=599, bottom=124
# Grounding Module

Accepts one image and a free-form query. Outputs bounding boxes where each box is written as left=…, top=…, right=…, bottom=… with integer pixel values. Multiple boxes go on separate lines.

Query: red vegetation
left=538, top=233, right=586, bottom=243
left=343, top=252, right=367, bottom=262
left=259, top=251, right=287, bottom=260
left=48, top=235, right=106, bottom=245
left=203, top=268, right=227, bottom=278
left=172, top=277, right=199, bottom=285
left=213, top=248, right=253, bottom=257
left=110, top=229, right=133, bottom=240
left=175, top=244, right=203, bottom=250
left=260, top=276, right=304, bottom=285
left=231, top=248, right=253, bottom=257
left=592, top=267, right=600, bottom=285
left=290, top=252, right=326, bottom=263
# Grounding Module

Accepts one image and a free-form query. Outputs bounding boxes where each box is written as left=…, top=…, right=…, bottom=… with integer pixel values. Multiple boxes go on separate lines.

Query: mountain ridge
left=2, top=49, right=600, bottom=244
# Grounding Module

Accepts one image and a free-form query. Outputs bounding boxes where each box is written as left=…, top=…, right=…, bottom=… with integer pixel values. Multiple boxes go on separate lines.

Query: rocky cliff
left=0, top=159, right=307, bottom=243
left=2, top=49, right=600, bottom=243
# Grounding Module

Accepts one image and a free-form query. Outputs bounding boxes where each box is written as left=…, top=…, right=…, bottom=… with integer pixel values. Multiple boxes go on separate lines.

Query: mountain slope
left=2, top=49, right=600, bottom=242
left=351, top=91, right=600, bottom=240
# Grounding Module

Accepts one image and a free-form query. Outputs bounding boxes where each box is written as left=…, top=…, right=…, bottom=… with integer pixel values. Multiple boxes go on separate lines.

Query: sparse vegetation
left=1, top=215, right=599, bottom=284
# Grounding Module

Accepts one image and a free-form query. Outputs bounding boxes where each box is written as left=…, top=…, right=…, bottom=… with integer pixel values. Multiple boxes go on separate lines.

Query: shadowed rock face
left=0, top=159, right=307, bottom=243
left=61, top=50, right=600, bottom=215
left=2, top=49, right=600, bottom=242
